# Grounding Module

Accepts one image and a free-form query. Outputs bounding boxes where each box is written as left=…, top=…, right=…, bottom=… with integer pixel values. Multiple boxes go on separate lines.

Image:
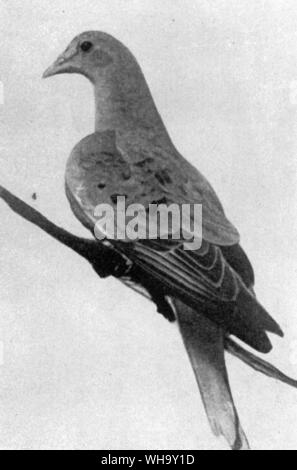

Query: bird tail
left=172, top=298, right=249, bottom=450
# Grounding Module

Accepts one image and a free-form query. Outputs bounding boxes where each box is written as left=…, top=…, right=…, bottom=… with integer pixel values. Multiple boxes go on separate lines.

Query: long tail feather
left=172, top=298, right=249, bottom=450
left=225, top=337, right=297, bottom=389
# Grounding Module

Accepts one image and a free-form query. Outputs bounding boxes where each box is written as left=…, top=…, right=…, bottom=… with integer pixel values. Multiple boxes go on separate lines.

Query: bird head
left=42, top=31, right=126, bottom=83
left=42, top=31, right=165, bottom=131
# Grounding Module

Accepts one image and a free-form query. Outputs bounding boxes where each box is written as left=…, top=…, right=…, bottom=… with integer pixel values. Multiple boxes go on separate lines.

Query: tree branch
left=0, top=184, right=127, bottom=278
left=1, top=184, right=296, bottom=389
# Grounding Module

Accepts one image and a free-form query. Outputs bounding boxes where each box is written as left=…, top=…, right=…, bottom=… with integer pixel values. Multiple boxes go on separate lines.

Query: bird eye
left=80, top=41, right=93, bottom=52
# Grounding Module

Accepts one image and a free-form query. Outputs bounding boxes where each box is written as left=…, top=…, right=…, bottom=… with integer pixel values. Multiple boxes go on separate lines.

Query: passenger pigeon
left=43, top=31, right=296, bottom=450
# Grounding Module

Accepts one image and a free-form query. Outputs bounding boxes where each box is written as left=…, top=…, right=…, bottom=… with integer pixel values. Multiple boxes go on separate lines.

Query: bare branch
left=0, top=184, right=126, bottom=278
left=2, top=185, right=296, bottom=389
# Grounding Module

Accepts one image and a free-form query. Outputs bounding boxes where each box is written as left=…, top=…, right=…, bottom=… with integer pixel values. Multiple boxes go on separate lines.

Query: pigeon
left=43, top=31, right=294, bottom=450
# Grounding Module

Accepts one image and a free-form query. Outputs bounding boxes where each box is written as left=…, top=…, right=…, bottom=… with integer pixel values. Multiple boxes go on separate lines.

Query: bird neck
left=93, top=66, right=168, bottom=135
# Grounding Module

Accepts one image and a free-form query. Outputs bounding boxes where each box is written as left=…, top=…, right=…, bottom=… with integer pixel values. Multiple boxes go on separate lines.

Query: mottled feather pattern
left=66, top=130, right=240, bottom=244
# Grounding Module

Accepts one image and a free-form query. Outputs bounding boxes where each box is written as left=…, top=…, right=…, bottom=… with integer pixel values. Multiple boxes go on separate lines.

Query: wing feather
left=122, top=239, right=283, bottom=352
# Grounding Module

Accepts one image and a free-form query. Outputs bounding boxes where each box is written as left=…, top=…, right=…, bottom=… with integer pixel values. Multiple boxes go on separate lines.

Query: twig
left=0, top=185, right=126, bottom=278
left=225, top=337, right=297, bottom=389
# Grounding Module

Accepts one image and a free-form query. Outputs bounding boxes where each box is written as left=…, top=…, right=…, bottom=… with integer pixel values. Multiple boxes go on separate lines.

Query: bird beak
left=42, top=47, right=78, bottom=79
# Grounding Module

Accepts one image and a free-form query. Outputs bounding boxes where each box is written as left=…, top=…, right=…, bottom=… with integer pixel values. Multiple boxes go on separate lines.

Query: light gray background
left=1, top=0, right=297, bottom=450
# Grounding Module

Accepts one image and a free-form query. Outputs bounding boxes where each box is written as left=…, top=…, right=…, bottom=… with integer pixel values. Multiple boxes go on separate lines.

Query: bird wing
left=65, top=131, right=282, bottom=353
left=65, top=131, right=239, bottom=246
left=125, top=238, right=282, bottom=353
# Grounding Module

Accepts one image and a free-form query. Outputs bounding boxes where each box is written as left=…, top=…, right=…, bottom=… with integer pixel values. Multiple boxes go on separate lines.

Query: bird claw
left=91, top=248, right=132, bottom=279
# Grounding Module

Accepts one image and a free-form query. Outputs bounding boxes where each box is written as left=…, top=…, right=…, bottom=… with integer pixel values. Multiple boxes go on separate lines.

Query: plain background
left=1, top=0, right=297, bottom=450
